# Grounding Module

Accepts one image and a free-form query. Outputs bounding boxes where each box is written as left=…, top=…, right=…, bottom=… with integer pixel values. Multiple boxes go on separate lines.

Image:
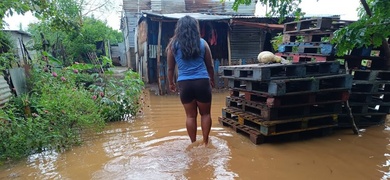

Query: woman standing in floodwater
left=166, top=15, right=215, bottom=145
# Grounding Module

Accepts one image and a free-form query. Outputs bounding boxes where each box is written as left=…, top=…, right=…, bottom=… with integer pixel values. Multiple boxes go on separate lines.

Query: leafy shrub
left=29, top=67, right=105, bottom=130
left=0, top=66, right=105, bottom=162
left=90, top=70, right=144, bottom=121
left=0, top=33, right=18, bottom=71
left=0, top=104, right=29, bottom=161
left=0, top=61, right=144, bottom=162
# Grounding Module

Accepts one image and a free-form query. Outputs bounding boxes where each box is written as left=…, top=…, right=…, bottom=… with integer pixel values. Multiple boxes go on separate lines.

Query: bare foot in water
left=204, top=139, right=215, bottom=148
left=186, top=138, right=214, bottom=151
left=186, top=139, right=204, bottom=150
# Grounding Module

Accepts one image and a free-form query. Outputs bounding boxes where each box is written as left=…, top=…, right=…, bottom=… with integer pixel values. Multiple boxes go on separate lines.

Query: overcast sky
left=3, top=0, right=360, bottom=31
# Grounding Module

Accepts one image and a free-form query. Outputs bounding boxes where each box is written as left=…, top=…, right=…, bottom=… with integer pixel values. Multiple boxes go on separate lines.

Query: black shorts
left=177, top=78, right=212, bottom=104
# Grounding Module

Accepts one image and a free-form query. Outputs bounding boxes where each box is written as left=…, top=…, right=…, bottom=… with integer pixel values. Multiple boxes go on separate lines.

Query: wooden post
left=227, top=27, right=232, bottom=66
left=157, top=21, right=163, bottom=95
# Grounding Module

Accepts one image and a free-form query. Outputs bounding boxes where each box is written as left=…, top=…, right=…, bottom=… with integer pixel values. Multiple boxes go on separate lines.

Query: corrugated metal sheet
left=10, top=68, right=27, bottom=96
left=224, top=0, right=256, bottom=15
left=151, top=0, right=162, bottom=12
left=124, top=12, right=138, bottom=47
left=230, top=25, right=263, bottom=60
left=161, top=0, right=186, bottom=13
left=0, top=76, right=13, bottom=107
left=118, top=43, right=127, bottom=66
left=3, top=31, right=36, bottom=64
left=123, top=0, right=151, bottom=11
left=110, top=45, right=120, bottom=57
left=143, top=12, right=231, bottom=21
left=123, top=0, right=255, bottom=14
left=184, top=0, right=222, bottom=13
left=183, top=0, right=255, bottom=14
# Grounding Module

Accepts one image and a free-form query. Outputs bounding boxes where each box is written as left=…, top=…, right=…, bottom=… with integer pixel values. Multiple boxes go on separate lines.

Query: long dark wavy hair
left=166, top=15, right=201, bottom=60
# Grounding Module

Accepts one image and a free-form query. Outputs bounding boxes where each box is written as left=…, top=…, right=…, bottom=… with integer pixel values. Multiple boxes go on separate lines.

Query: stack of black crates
left=218, top=62, right=353, bottom=144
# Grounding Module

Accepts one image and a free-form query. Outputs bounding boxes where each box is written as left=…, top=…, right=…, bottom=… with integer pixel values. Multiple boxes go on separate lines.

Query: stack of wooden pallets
left=276, top=17, right=353, bottom=62
left=338, top=70, right=390, bottom=127
left=218, top=61, right=353, bottom=144
left=275, top=17, right=389, bottom=128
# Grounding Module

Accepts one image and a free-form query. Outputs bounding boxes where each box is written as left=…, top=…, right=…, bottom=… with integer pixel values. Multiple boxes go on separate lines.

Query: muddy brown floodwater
left=1, top=89, right=390, bottom=180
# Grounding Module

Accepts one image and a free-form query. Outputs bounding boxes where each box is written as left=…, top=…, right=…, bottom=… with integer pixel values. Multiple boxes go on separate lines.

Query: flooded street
left=1, top=89, right=390, bottom=180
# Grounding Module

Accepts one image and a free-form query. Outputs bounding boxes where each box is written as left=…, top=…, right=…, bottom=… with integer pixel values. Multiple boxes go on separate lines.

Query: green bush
left=90, top=70, right=144, bottom=121
left=0, top=63, right=144, bottom=163
left=0, top=104, right=30, bottom=161
left=29, top=66, right=106, bottom=130
left=0, top=67, right=105, bottom=162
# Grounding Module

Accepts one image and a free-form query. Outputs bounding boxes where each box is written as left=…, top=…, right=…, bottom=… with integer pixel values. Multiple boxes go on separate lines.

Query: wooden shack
left=136, top=12, right=230, bottom=95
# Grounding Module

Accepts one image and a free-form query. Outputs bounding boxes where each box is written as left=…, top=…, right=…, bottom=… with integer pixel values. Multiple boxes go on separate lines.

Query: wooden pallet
left=283, top=32, right=334, bottom=43
left=349, top=93, right=390, bottom=103
left=218, top=117, right=265, bottom=144
left=284, top=17, right=333, bottom=33
left=343, top=103, right=390, bottom=114
left=218, top=61, right=340, bottom=81
left=221, top=108, right=337, bottom=136
left=351, top=81, right=390, bottom=93
left=337, top=114, right=387, bottom=128
left=330, top=19, right=355, bottom=30
left=283, top=17, right=354, bottom=34
left=219, top=117, right=336, bottom=145
left=229, top=89, right=349, bottom=107
left=224, top=97, right=342, bottom=120
left=338, top=55, right=387, bottom=70
left=229, top=74, right=353, bottom=96
left=278, top=42, right=334, bottom=55
left=375, top=93, right=390, bottom=102
left=351, top=70, right=390, bottom=81
left=275, top=52, right=336, bottom=62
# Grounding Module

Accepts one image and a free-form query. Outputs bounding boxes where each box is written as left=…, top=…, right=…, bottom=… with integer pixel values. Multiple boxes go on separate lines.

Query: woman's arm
left=167, top=48, right=177, bottom=92
left=204, top=41, right=214, bottom=88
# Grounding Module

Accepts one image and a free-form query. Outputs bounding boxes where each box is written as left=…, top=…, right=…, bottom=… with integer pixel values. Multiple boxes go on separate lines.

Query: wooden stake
left=227, top=24, right=232, bottom=66
left=157, top=21, right=163, bottom=95
left=344, top=61, right=360, bottom=135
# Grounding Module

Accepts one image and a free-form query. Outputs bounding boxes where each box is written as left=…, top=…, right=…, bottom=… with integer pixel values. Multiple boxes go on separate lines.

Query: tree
left=1, top=0, right=119, bottom=65
left=1, top=0, right=114, bottom=29
left=231, top=0, right=304, bottom=21
left=28, top=16, right=123, bottom=64
left=64, top=16, right=122, bottom=61
left=229, top=0, right=390, bottom=69
left=0, top=0, right=82, bottom=32
left=80, top=0, right=112, bottom=17
left=333, top=0, right=390, bottom=68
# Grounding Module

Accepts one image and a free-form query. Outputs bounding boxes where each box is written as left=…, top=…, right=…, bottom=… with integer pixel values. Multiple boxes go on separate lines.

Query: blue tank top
left=174, top=38, right=209, bottom=81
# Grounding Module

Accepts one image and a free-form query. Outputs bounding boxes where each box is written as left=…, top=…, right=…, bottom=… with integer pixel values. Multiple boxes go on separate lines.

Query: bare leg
left=197, top=101, right=212, bottom=145
left=182, top=100, right=198, bottom=143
